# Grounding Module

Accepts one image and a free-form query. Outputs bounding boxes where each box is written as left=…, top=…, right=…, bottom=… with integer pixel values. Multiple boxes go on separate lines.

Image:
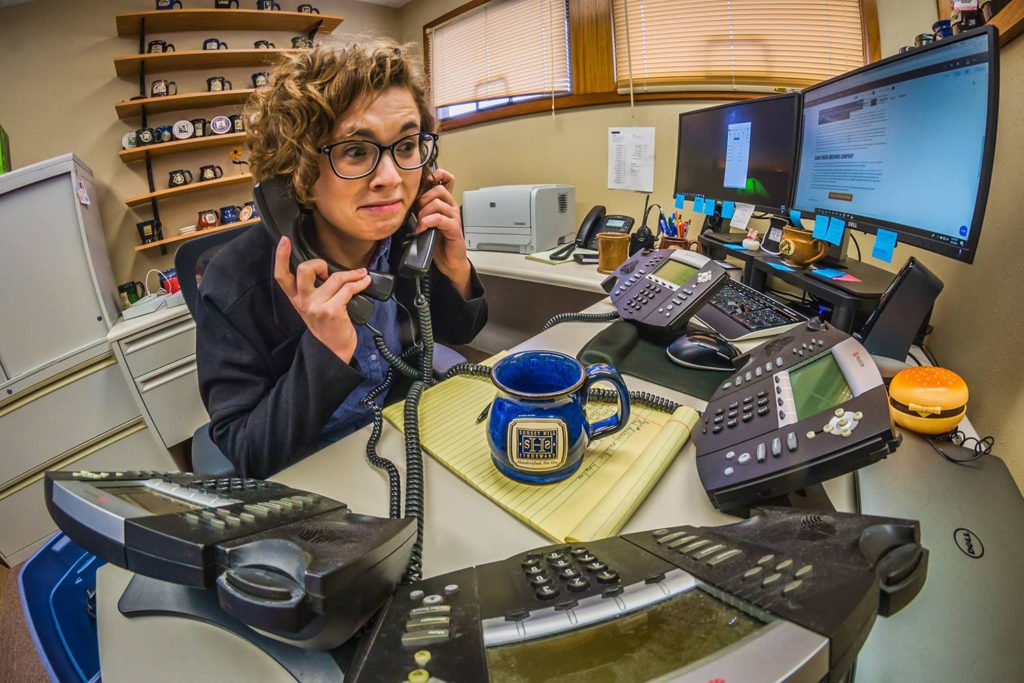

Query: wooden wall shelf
left=992, top=0, right=1024, bottom=47
left=135, top=218, right=260, bottom=252
left=116, top=9, right=343, bottom=36
left=115, top=89, right=255, bottom=120
left=114, top=48, right=303, bottom=78
left=124, top=173, right=253, bottom=207
left=120, top=132, right=246, bottom=163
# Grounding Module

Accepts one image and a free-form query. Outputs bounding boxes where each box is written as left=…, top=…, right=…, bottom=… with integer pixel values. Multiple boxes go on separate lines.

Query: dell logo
left=954, top=527, right=984, bottom=558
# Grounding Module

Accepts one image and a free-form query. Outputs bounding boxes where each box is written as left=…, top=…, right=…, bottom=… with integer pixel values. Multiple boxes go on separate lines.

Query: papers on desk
left=524, top=246, right=597, bottom=265
left=382, top=355, right=700, bottom=543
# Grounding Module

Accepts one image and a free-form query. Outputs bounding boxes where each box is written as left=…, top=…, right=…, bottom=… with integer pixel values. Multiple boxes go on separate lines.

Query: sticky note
left=825, top=216, right=846, bottom=246
left=833, top=273, right=862, bottom=283
left=768, top=261, right=795, bottom=272
left=674, top=194, right=686, bottom=210
left=813, top=214, right=829, bottom=240
left=693, top=196, right=704, bottom=214
left=723, top=243, right=747, bottom=251
left=810, top=268, right=846, bottom=279
left=789, top=209, right=803, bottom=228
left=872, top=228, right=898, bottom=262
left=703, top=199, right=716, bottom=216
left=721, top=201, right=736, bottom=219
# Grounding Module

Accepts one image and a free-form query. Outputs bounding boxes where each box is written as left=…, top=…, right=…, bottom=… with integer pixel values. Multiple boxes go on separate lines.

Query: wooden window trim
left=428, top=0, right=882, bottom=132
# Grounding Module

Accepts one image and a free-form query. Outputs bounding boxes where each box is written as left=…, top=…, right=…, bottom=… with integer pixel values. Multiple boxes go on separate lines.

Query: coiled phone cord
left=441, top=363, right=681, bottom=413
left=542, top=310, right=620, bottom=331
left=360, top=368, right=402, bottom=519
left=372, top=334, right=421, bottom=380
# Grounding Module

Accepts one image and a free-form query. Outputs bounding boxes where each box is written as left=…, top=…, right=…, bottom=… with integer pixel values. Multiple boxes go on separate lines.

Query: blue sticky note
left=768, top=262, right=795, bottom=272
left=789, top=209, right=803, bottom=227
left=721, top=201, right=735, bottom=219
left=674, top=194, right=686, bottom=210
left=813, top=214, right=829, bottom=240
left=723, top=243, right=747, bottom=251
left=693, top=196, right=704, bottom=214
left=872, top=228, right=898, bottom=262
left=703, top=199, right=716, bottom=216
left=810, top=267, right=846, bottom=279
left=825, top=216, right=846, bottom=246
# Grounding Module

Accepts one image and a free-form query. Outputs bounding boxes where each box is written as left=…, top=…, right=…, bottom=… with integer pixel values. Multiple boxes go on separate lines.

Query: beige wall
left=0, top=0, right=399, bottom=287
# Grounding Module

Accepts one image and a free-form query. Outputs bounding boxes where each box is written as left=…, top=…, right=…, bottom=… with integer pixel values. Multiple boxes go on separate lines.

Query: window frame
left=424, top=0, right=880, bottom=131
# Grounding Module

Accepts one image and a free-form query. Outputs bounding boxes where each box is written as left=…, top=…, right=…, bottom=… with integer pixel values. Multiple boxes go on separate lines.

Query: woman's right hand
left=273, top=236, right=371, bottom=363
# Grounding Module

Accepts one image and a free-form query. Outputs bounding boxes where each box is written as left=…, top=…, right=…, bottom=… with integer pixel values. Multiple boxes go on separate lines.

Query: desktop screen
left=674, top=94, right=800, bottom=212
left=792, top=27, right=998, bottom=264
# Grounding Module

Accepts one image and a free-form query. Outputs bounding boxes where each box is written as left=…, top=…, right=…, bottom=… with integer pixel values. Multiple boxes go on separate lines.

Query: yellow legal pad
left=382, top=358, right=699, bottom=543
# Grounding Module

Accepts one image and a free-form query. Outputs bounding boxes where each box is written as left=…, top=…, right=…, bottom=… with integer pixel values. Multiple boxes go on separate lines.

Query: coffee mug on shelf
left=209, top=115, right=233, bottom=135
left=172, top=120, right=195, bottom=140
left=239, top=200, right=259, bottom=221
left=253, top=40, right=275, bottom=49
left=297, top=3, right=319, bottom=13
left=291, top=35, right=313, bottom=49
left=778, top=226, right=828, bottom=267
left=213, top=0, right=239, bottom=8
left=135, top=127, right=155, bottom=146
left=220, top=205, right=243, bottom=225
left=150, top=79, right=177, bottom=97
left=207, top=76, right=232, bottom=92
left=229, top=114, right=245, bottom=132
left=147, top=39, right=175, bottom=53
left=202, top=38, right=229, bottom=51
left=136, top=220, right=162, bottom=244
left=121, top=131, right=137, bottom=150
left=168, top=169, right=193, bottom=187
left=154, top=125, right=174, bottom=143
left=190, top=118, right=207, bottom=137
left=198, top=209, right=220, bottom=230
left=118, top=281, right=145, bottom=309
left=251, top=71, right=270, bottom=88
left=486, top=350, right=630, bottom=484
left=199, top=164, right=224, bottom=181
left=155, top=0, right=182, bottom=9
left=256, top=0, right=281, bottom=9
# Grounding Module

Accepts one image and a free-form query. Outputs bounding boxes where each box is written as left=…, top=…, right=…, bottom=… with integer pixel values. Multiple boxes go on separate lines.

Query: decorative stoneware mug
left=150, top=79, right=177, bottom=97
left=202, top=38, right=229, bottom=51
left=147, top=39, right=174, bottom=53
left=487, top=350, right=630, bottom=484
left=168, top=169, right=193, bottom=187
left=198, top=209, right=220, bottom=230
left=778, top=226, right=828, bottom=267
left=199, top=164, right=224, bottom=181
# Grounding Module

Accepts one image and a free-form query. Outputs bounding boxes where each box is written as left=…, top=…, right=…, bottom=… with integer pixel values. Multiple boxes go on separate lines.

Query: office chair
left=174, top=225, right=251, bottom=476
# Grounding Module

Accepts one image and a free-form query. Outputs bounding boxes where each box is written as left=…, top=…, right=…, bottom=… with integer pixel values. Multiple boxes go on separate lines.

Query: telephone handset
left=550, top=205, right=634, bottom=261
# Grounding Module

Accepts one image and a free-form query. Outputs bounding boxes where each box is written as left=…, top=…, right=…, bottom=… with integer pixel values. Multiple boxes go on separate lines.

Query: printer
left=463, top=184, right=575, bottom=254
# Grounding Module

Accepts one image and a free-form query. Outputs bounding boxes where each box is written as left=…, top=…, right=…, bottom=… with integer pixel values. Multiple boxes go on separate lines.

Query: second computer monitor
left=674, top=93, right=800, bottom=213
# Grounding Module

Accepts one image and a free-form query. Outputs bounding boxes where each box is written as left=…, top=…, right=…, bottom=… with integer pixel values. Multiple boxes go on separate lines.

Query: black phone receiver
left=252, top=176, right=395, bottom=325
left=399, top=160, right=439, bottom=278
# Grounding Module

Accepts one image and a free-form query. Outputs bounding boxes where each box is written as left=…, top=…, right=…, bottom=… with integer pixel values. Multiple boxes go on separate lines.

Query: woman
left=195, top=40, right=488, bottom=478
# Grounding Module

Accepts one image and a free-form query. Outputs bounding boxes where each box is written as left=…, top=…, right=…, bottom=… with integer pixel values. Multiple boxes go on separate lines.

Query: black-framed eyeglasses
left=320, top=132, right=438, bottom=180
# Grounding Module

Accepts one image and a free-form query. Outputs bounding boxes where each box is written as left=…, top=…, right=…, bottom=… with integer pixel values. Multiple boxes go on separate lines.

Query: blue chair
left=174, top=226, right=251, bottom=476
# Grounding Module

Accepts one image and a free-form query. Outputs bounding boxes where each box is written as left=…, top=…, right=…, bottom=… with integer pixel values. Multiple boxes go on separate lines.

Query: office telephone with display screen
left=549, top=205, right=634, bottom=261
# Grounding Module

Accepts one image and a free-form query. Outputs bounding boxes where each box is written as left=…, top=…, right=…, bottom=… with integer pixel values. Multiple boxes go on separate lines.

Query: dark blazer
left=195, top=222, right=488, bottom=478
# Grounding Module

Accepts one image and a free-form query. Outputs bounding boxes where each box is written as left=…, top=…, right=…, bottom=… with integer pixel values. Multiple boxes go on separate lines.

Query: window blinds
left=427, top=0, right=571, bottom=108
left=612, top=0, right=866, bottom=92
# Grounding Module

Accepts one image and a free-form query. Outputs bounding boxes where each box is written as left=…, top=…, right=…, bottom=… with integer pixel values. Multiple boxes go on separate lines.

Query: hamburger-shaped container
left=888, top=366, right=968, bottom=434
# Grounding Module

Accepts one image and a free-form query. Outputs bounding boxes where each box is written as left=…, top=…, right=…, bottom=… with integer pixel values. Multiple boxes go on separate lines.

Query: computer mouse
left=666, top=332, right=740, bottom=372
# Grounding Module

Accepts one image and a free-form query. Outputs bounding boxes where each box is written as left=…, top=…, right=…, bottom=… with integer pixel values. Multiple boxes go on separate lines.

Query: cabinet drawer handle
left=124, top=318, right=196, bottom=355
left=138, top=358, right=197, bottom=393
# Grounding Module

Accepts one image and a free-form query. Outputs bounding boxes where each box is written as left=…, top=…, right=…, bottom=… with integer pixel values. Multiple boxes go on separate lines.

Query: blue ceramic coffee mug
left=219, top=205, right=242, bottom=224
left=487, top=350, right=630, bottom=483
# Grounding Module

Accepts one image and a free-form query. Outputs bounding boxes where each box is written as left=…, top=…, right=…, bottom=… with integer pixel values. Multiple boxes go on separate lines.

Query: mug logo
left=508, top=419, right=567, bottom=472
left=954, top=528, right=984, bottom=558
left=697, top=270, right=712, bottom=284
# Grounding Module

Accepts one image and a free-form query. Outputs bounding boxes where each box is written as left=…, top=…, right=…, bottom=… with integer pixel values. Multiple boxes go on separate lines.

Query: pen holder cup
left=597, top=232, right=631, bottom=274
left=657, top=235, right=702, bottom=253
left=487, top=351, right=630, bottom=484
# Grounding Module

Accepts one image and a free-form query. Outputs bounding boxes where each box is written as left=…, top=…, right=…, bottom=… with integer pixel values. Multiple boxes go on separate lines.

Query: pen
left=476, top=403, right=491, bottom=424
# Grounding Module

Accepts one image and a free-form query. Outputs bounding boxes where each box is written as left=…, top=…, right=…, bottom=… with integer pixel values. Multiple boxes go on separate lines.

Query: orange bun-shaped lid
left=890, top=366, right=968, bottom=411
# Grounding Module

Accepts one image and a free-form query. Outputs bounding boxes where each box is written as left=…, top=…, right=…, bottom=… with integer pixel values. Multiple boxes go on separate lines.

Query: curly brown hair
left=244, top=38, right=437, bottom=206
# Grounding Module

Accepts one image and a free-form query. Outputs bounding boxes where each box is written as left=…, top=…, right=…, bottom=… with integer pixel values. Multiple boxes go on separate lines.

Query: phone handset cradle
left=550, top=205, right=634, bottom=261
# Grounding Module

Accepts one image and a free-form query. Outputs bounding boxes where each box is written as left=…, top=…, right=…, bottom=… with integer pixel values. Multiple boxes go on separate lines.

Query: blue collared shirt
left=318, top=237, right=403, bottom=446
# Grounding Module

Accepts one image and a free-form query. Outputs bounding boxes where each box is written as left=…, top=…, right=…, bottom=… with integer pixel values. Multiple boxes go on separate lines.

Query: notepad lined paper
left=524, top=246, right=597, bottom=265
left=382, top=361, right=699, bottom=543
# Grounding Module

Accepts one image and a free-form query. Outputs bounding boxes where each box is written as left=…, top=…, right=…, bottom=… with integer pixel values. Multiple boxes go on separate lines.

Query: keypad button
left=745, top=371, right=752, bottom=381
left=681, top=539, right=710, bottom=553
left=693, top=544, right=725, bottom=559
left=184, top=513, right=200, bottom=525
left=713, top=415, right=723, bottom=424
left=708, top=549, right=743, bottom=566
left=724, top=466, right=735, bottom=477
left=726, top=450, right=736, bottom=460
left=729, top=401, right=739, bottom=410
left=787, top=432, right=799, bottom=451
left=595, top=570, right=620, bottom=584
left=742, top=413, right=753, bottom=423
left=737, top=452, right=751, bottom=464
left=712, top=425, right=723, bottom=434
left=559, top=567, right=581, bottom=581
left=584, top=561, right=608, bottom=572
left=726, top=419, right=737, bottom=428
left=522, top=558, right=541, bottom=569
left=782, top=580, right=803, bottom=596
left=550, top=559, right=572, bottom=570
left=570, top=547, right=590, bottom=557
left=743, top=566, right=763, bottom=579
left=444, top=584, right=459, bottom=595
left=755, top=367, right=762, bottom=377
left=765, top=362, right=774, bottom=372
left=757, top=554, right=775, bottom=565
left=239, top=512, right=256, bottom=524
left=545, top=551, right=565, bottom=562
left=567, top=577, right=590, bottom=592
left=530, top=574, right=551, bottom=587
left=401, top=630, right=449, bottom=647
left=762, top=572, right=783, bottom=587
left=422, top=594, right=444, bottom=606
left=535, top=585, right=559, bottom=600
left=756, top=443, right=767, bottom=462
left=409, top=589, right=425, bottom=601
left=795, top=564, right=814, bottom=578
left=776, top=559, right=794, bottom=572
left=722, top=381, right=732, bottom=390
left=208, top=518, right=226, bottom=530
left=655, top=531, right=686, bottom=545
left=728, top=410, right=738, bottom=419
left=772, top=438, right=782, bottom=457
left=743, top=396, right=753, bottom=404
left=666, top=535, right=698, bottom=549
left=525, top=565, right=544, bottom=576
left=758, top=390, right=767, bottom=398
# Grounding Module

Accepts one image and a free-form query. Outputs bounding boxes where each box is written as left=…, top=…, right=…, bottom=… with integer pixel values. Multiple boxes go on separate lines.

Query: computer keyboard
left=695, top=280, right=807, bottom=341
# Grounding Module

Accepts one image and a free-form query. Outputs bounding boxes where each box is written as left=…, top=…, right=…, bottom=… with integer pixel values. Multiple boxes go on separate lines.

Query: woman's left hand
left=415, top=167, right=473, bottom=298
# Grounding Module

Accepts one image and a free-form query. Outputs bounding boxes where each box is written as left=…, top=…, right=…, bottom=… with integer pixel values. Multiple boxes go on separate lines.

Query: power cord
left=850, top=234, right=862, bottom=261
left=927, top=427, right=994, bottom=464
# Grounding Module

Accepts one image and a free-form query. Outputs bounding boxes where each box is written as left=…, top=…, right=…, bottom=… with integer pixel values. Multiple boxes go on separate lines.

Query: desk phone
left=44, top=470, right=415, bottom=649
left=348, top=507, right=927, bottom=683
left=600, top=248, right=729, bottom=336
left=694, top=319, right=900, bottom=510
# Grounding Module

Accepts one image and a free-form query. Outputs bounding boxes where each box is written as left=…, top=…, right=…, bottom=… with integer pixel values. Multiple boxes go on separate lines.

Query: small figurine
left=742, top=227, right=761, bottom=251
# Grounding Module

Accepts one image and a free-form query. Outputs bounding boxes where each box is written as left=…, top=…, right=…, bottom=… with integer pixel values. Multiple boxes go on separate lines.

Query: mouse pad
left=577, top=321, right=723, bottom=401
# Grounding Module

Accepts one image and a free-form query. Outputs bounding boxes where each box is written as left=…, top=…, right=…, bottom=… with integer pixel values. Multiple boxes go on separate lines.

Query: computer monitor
left=792, top=26, right=998, bottom=264
left=673, top=93, right=800, bottom=213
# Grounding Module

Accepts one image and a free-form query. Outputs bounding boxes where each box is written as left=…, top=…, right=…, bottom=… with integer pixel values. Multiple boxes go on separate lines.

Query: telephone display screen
left=652, top=260, right=699, bottom=286
left=605, top=218, right=627, bottom=228
left=788, top=353, right=854, bottom=420
left=484, top=588, right=764, bottom=682
left=99, top=485, right=197, bottom=515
